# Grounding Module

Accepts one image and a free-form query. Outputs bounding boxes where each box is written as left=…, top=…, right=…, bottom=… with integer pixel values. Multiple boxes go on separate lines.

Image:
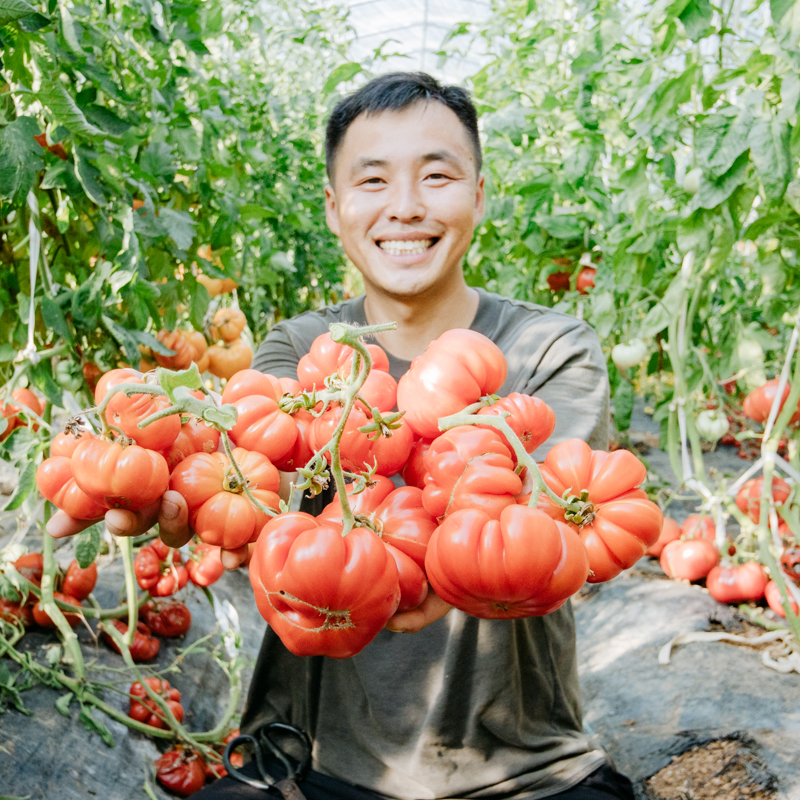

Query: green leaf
left=78, top=708, right=115, bottom=748
left=678, top=0, right=713, bottom=40
left=696, top=153, right=749, bottom=209
left=694, top=107, right=752, bottom=179
left=771, top=0, right=800, bottom=49
left=240, top=204, right=277, bottom=220
left=40, top=80, right=105, bottom=139
left=73, top=150, right=107, bottom=206
left=31, top=359, right=63, bottom=407
left=158, top=364, right=203, bottom=404
left=785, top=181, right=800, bottom=214
left=41, top=296, right=73, bottom=344
left=536, top=214, right=584, bottom=239
left=0, top=344, right=15, bottom=363
left=323, top=62, right=363, bottom=94
left=190, top=280, right=210, bottom=330
left=0, top=0, right=36, bottom=26
left=201, top=403, right=237, bottom=431
left=55, top=692, right=73, bottom=717
left=140, top=141, right=175, bottom=185
left=4, top=460, right=36, bottom=511
left=0, top=427, right=37, bottom=462
left=749, top=118, right=791, bottom=202
left=101, top=315, right=141, bottom=363
left=640, top=272, right=684, bottom=338
left=17, top=11, right=49, bottom=31
left=74, top=525, right=101, bottom=569
left=40, top=161, right=71, bottom=190
left=159, top=207, right=196, bottom=250
left=82, top=104, right=132, bottom=136
left=0, top=116, right=43, bottom=203
left=613, top=380, right=635, bottom=432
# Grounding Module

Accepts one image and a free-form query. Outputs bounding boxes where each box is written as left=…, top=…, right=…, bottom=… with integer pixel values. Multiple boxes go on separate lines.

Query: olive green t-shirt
left=242, top=288, right=610, bottom=800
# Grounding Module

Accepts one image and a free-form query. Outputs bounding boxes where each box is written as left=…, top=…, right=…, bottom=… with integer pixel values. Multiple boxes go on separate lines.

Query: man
left=50, top=73, right=632, bottom=800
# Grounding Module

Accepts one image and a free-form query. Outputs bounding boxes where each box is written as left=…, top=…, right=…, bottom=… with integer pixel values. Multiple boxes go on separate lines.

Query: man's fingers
left=105, top=501, right=161, bottom=538
left=385, top=590, right=452, bottom=634
left=46, top=510, right=100, bottom=539
left=158, top=490, right=191, bottom=548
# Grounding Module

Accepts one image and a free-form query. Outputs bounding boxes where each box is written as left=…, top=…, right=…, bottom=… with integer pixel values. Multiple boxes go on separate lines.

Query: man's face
left=325, top=101, right=484, bottom=300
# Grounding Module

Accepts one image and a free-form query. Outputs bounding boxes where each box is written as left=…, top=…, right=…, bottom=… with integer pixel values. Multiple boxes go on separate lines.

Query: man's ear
left=325, top=184, right=340, bottom=237
left=473, top=173, right=486, bottom=228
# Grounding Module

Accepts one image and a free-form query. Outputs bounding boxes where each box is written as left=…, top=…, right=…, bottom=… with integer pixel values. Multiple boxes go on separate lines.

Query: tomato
left=534, top=439, right=663, bottom=583
left=735, top=476, right=791, bottom=523
left=220, top=369, right=282, bottom=405
left=155, top=748, right=207, bottom=797
left=55, top=360, right=83, bottom=393
left=309, top=404, right=372, bottom=472
left=129, top=677, right=184, bottom=729
left=95, top=368, right=181, bottom=451
left=13, top=553, right=44, bottom=586
left=764, top=579, right=800, bottom=617
left=134, top=545, right=189, bottom=597
left=401, top=438, right=432, bottom=490
left=426, top=505, right=589, bottom=618
left=576, top=266, right=596, bottom=294
left=695, top=409, right=730, bottom=441
left=780, top=545, right=800, bottom=583
left=103, top=619, right=160, bottom=660
left=362, top=417, right=415, bottom=477
left=141, top=600, right=192, bottom=637
left=170, top=448, right=280, bottom=549
left=36, top=456, right=107, bottom=520
left=82, top=362, right=103, bottom=395
left=154, top=329, right=194, bottom=370
left=476, top=393, right=556, bottom=455
left=659, top=538, right=719, bottom=581
left=706, top=562, right=767, bottom=604
left=32, top=592, right=82, bottom=628
left=547, top=271, right=571, bottom=292
left=0, top=598, right=33, bottom=626
left=611, top=339, right=648, bottom=371
left=273, top=407, right=315, bottom=472
left=180, top=329, right=208, bottom=363
left=227, top=394, right=298, bottom=465
left=197, top=273, right=238, bottom=297
left=680, top=514, right=716, bottom=542
left=210, top=307, right=247, bottom=343
left=422, top=426, right=520, bottom=521
left=208, top=338, right=253, bottom=380
left=160, top=417, right=221, bottom=471
left=743, top=378, right=800, bottom=424
left=186, top=542, right=225, bottom=587
left=71, top=438, right=170, bottom=511
left=645, top=516, right=681, bottom=557
left=397, top=329, right=508, bottom=439
left=1, top=388, right=43, bottom=440
left=249, top=512, right=400, bottom=658
left=51, top=428, right=94, bottom=458
left=62, top=559, right=98, bottom=601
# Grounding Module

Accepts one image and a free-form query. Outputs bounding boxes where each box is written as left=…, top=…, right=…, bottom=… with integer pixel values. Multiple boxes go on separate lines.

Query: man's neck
left=362, top=280, right=480, bottom=361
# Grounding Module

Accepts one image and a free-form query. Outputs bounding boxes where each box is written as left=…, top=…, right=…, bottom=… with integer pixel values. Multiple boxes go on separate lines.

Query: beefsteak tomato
left=36, top=456, right=107, bottom=520
left=476, top=393, right=556, bottom=455
left=659, top=538, right=719, bottom=581
left=129, top=677, right=184, bottom=728
left=743, top=378, right=800, bottom=424
left=706, top=562, right=767, bottom=604
left=141, top=600, right=192, bottom=637
left=62, top=559, right=97, bottom=600
left=645, top=516, right=681, bottom=557
left=186, top=542, right=225, bottom=587
left=765, top=579, right=800, bottom=617
left=155, top=749, right=207, bottom=798
left=735, top=476, right=791, bottom=523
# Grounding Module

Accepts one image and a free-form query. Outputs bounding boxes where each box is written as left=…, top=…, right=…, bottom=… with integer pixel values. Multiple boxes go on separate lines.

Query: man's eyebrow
left=348, top=151, right=466, bottom=179
left=349, top=157, right=388, bottom=179
left=419, top=150, right=462, bottom=168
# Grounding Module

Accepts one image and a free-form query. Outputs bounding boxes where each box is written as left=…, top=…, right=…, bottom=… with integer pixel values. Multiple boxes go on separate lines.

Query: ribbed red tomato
left=576, top=266, right=596, bottom=294
left=103, top=619, right=160, bottom=660
left=765, top=579, right=800, bottom=617
left=680, top=514, right=716, bottom=542
left=534, top=439, right=662, bottom=583
left=706, top=562, right=767, bottom=604
left=476, top=393, right=556, bottom=455
left=735, top=476, right=791, bottom=523
left=397, top=329, right=507, bottom=439
left=227, top=394, right=298, bottom=466
left=743, top=378, right=800, bottom=424
left=422, top=426, right=520, bottom=520
left=36, top=456, right=107, bottom=520
left=71, top=438, right=169, bottom=511
left=155, top=748, right=207, bottom=797
left=170, top=448, right=280, bottom=549
left=272, top=407, right=315, bottom=472
left=249, top=512, right=400, bottom=658
left=14, top=553, right=43, bottom=585
left=0, top=598, right=33, bottom=626
left=141, top=600, right=192, bottom=637
left=186, top=542, right=225, bottom=587
left=646, top=516, right=681, bottom=557
left=220, top=369, right=282, bottom=405
left=426, top=505, right=589, bottom=618
left=659, top=538, right=719, bottom=581
left=160, top=417, right=221, bottom=471
left=51, top=428, right=94, bottom=458
left=401, top=438, right=433, bottom=490
left=1, top=388, right=43, bottom=440
left=32, top=592, right=82, bottom=627
left=129, top=677, right=184, bottom=728
left=62, top=559, right=97, bottom=601
left=134, top=544, right=189, bottom=597
left=94, top=368, right=180, bottom=451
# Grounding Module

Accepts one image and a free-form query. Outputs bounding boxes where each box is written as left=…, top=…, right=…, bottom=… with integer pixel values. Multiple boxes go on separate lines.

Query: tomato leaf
left=159, top=364, right=203, bottom=404
left=613, top=379, right=635, bottom=432
left=31, top=358, right=65, bottom=408
left=159, top=207, right=196, bottom=250
left=78, top=707, right=115, bottom=748
left=75, top=525, right=101, bottom=569
left=0, top=427, right=38, bottom=462
left=40, top=80, right=106, bottom=140
left=55, top=692, right=74, bottom=717
left=749, top=118, right=791, bottom=202
left=189, top=278, right=210, bottom=330
left=40, top=296, right=73, bottom=345
left=0, top=116, right=43, bottom=204
left=201, top=403, right=238, bottom=431
left=4, top=460, right=36, bottom=511
left=323, top=62, right=363, bottom=94
left=0, top=0, right=36, bottom=25
left=101, top=315, right=142, bottom=364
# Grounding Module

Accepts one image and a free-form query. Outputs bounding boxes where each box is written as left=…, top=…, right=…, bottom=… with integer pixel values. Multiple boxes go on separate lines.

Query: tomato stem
left=119, top=534, right=139, bottom=647
left=219, top=430, right=279, bottom=518
left=437, top=411, right=569, bottom=509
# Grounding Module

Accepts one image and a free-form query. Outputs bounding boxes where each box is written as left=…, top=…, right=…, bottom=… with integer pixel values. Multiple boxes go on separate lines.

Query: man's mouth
left=377, top=238, right=438, bottom=256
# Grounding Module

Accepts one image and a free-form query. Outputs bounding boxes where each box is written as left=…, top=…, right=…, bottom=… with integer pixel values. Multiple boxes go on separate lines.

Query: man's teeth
left=378, top=239, right=433, bottom=255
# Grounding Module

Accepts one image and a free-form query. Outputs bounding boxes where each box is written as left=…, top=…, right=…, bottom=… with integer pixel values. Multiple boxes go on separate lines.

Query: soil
left=646, top=738, right=778, bottom=800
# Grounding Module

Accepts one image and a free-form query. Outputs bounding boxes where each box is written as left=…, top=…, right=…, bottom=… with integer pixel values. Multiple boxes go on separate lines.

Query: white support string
left=23, top=192, right=41, bottom=365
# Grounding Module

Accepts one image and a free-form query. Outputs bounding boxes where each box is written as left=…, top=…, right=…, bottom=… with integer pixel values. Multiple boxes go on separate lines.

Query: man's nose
left=385, top=179, right=425, bottom=222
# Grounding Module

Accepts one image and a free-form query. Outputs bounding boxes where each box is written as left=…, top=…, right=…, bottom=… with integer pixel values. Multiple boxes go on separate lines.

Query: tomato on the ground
left=62, top=559, right=98, bottom=600
left=141, top=600, right=192, bottom=637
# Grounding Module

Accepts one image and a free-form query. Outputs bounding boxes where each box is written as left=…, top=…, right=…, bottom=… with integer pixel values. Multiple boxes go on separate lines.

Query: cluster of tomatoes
left=647, top=476, right=799, bottom=616
left=153, top=732, right=242, bottom=797
left=0, top=552, right=96, bottom=628
left=545, top=257, right=597, bottom=294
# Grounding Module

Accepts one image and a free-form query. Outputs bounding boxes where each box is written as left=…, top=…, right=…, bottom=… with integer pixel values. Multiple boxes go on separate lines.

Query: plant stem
left=219, top=430, right=278, bottom=518
left=118, top=535, right=138, bottom=646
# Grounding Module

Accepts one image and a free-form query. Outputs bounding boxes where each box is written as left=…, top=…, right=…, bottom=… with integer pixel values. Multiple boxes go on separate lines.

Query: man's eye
left=426, top=173, right=449, bottom=181
left=362, top=177, right=384, bottom=185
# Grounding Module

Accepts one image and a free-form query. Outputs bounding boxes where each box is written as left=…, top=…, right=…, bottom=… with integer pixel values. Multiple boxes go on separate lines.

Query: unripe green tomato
left=695, top=409, right=730, bottom=441
left=683, top=168, right=702, bottom=195
left=611, top=339, right=648, bottom=371
left=55, top=361, right=83, bottom=393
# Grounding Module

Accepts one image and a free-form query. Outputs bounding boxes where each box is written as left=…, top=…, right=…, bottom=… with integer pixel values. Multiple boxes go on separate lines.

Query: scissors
left=223, top=722, right=312, bottom=799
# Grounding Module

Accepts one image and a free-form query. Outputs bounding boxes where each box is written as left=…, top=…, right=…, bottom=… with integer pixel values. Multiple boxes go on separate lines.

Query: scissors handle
left=223, top=734, right=276, bottom=791
left=262, top=722, right=313, bottom=780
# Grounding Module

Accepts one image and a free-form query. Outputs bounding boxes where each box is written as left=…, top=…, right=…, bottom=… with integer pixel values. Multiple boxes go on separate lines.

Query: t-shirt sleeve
left=520, top=320, right=610, bottom=456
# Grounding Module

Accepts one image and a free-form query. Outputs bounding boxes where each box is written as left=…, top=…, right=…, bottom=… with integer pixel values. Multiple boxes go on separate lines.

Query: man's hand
left=46, top=490, right=192, bottom=548
left=385, top=589, right=452, bottom=633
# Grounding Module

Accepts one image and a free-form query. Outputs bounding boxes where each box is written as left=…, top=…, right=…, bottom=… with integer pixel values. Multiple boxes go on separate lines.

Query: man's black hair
left=325, top=72, right=482, bottom=182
